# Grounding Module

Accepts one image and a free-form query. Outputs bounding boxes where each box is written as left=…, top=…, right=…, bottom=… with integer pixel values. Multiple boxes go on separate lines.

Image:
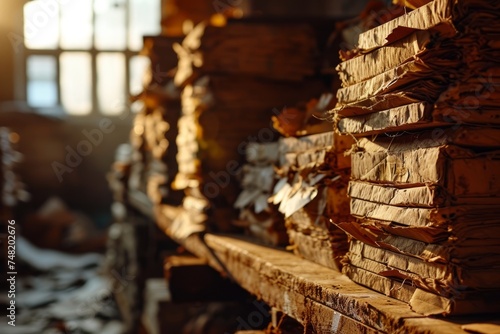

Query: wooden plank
left=153, top=204, right=380, bottom=332
left=212, top=243, right=380, bottom=333
left=204, top=234, right=406, bottom=333
left=130, top=198, right=499, bottom=334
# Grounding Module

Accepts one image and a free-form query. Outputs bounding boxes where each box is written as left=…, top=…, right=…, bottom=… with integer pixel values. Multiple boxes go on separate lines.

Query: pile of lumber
left=174, top=20, right=319, bottom=85
left=171, top=19, right=327, bottom=235
left=232, top=95, right=348, bottom=248
left=233, top=142, right=287, bottom=246
left=330, top=0, right=500, bottom=316
left=330, top=0, right=500, bottom=135
left=127, top=36, right=184, bottom=206
left=271, top=131, right=352, bottom=270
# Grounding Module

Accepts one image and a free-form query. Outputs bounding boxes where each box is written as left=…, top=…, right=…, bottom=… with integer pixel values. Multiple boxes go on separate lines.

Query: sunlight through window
left=23, top=0, right=161, bottom=116
left=60, top=52, right=92, bottom=115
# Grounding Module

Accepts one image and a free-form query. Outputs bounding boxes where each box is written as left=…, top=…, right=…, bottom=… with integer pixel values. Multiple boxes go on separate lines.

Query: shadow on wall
left=0, top=103, right=131, bottom=219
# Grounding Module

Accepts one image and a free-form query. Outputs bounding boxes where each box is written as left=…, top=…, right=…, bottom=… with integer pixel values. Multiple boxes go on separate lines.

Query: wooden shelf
left=128, top=190, right=500, bottom=333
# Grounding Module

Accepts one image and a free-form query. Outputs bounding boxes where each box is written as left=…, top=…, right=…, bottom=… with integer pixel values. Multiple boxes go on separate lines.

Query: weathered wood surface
left=195, top=234, right=498, bottom=333
left=129, top=191, right=498, bottom=333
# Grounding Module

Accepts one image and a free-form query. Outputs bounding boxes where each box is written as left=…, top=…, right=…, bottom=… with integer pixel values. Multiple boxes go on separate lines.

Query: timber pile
left=329, top=0, right=500, bottom=316
left=127, top=36, right=183, bottom=206
left=271, top=130, right=352, bottom=270
left=171, top=19, right=327, bottom=236
left=174, top=20, right=319, bottom=86
left=106, top=38, right=183, bottom=331
left=232, top=95, right=347, bottom=247
left=233, top=142, right=287, bottom=246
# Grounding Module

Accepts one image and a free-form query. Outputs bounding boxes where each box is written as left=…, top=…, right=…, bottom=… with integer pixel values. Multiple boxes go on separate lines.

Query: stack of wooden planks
left=329, top=0, right=500, bottom=316
left=127, top=36, right=184, bottom=206
left=171, top=19, right=327, bottom=235
left=232, top=95, right=351, bottom=249
left=234, top=142, right=288, bottom=246
left=174, top=20, right=319, bottom=86
left=271, top=131, right=353, bottom=270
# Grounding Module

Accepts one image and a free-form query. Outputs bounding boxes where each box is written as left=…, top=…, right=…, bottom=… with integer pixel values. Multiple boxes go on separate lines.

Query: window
left=23, top=0, right=160, bottom=116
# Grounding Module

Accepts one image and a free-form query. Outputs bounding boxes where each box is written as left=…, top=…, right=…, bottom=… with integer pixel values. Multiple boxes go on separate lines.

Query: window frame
left=23, top=0, right=152, bottom=117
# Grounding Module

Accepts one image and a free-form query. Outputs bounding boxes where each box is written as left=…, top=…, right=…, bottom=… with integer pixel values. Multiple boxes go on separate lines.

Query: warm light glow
left=24, top=0, right=59, bottom=49
left=22, top=0, right=161, bottom=115
left=94, top=0, right=127, bottom=50
left=60, top=0, right=92, bottom=49
left=129, top=0, right=161, bottom=51
left=97, top=53, right=126, bottom=115
left=60, top=52, right=92, bottom=115
left=210, top=14, right=227, bottom=28
left=130, top=56, right=150, bottom=96
left=9, top=133, right=20, bottom=144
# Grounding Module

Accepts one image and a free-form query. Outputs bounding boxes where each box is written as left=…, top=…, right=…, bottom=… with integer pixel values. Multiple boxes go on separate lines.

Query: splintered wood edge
left=146, top=199, right=475, bottom=333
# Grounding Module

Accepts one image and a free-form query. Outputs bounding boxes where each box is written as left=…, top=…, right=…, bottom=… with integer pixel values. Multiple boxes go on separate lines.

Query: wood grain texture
left=127, top=195, right=499, bottom=333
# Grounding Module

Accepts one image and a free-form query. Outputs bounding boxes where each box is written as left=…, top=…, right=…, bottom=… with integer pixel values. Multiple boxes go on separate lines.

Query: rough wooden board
left=305, top=302, right=381, bottom=334
left=134, top=197, right=499, bottom=333
left=286, top=229, right=342, bottom=271
left=204, top=234, right=419, bottom=332
left=209, top=244, right=381, bottom=333
left=336, top=102, right=446, bottom=136
left=204, top=235, right=500, bottom=333
left=154, top=205, right=386, bottom=331
left=356, top=0, right=454, bottom=51
left=337, top=30, right=433, bottom=86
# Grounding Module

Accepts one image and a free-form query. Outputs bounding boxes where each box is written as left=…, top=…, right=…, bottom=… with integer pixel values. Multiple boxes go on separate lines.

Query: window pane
left=129, top=0, right=161, bottom=51
left=60, top=53, right=92, bottom=115
left=94, top=0, right=126, bottom=50
left=28, top=81, right=58, bottom=107
left=24, top=1, right=59, bottom=49
left=130, top=56, right=150, bottom=95
left=27, top=55, right=56, bottom=80
left=97, top=53, right=126, bottom=115
left=27, top=56, right=58, bottom=107
left=26, top=56, right=57, bottom=107
left=60, top=0, right=92, bottom=49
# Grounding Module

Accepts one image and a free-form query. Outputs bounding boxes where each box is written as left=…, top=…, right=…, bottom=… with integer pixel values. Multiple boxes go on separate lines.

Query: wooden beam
left=130, top=193, right=498, bottom=333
